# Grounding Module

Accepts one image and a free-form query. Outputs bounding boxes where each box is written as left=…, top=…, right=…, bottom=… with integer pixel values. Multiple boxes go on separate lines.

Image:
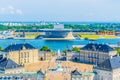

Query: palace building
left=0, top=43, right=120, bottom=80
left=80, top=43, right=117, bottom=65
left=3, top=43, right=39, bottom=65
left=94, top=56, right=120, bottom=80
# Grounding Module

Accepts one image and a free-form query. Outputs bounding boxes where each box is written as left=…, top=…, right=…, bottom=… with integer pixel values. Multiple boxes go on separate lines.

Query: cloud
left=8, top=6, right=14, bottom=10
left=1, top=8, right=5, bottom=12
left=16, top=9, right=23, bottom=15
left=0, top=8, right=6, bottom=14
left=0, top=5, right=23, bottom=15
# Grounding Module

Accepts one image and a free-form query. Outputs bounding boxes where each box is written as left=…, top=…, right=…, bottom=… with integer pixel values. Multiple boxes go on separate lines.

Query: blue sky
left=0, top=0, right=120, bottom=22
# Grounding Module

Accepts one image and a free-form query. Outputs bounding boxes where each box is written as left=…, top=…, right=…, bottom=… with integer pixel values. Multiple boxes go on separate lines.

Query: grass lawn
left=78, top=34, right=118, bottom=40
left=25, top=34, right=40, bottom=39
left=116, top=48, right=120, bottom=56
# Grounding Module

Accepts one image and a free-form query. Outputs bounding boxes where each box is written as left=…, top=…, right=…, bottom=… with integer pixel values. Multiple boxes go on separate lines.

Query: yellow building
left=80, top=43, right=117, bottom=65
left=3, top=43, right=39, bottom=65
left=39, top=51, right=53, bottom=61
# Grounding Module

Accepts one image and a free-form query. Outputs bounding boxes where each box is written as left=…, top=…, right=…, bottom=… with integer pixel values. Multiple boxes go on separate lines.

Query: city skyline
left=0, top=0, right=120, bottom=22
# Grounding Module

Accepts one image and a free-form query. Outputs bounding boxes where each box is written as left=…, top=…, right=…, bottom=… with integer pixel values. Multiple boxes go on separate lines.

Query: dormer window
left=92, top=45, right=96, bottom=51
left=22, top=46, right=26, bottom=50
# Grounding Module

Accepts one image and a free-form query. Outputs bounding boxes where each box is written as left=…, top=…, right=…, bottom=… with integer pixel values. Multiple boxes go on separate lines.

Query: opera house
left=43, top=24, right=75, bottom=40
left=14, top=24, right=75, bottom=40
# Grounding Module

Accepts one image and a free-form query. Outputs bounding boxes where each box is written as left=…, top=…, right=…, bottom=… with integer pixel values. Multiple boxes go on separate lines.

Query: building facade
left=66, top=50, right=80, bottom=62
left=94, top=56, right=120, bottom=80
left=80, top=43, right=117, bottom=65
left=0, top=72, right=40, bottom=80
left=39, top=51, right=53, bottom=61
left=71, top=69, right=95, bottom=80
left=96, top=31, right=115, bottom=35
left=3, top=43, right=39, bottom=65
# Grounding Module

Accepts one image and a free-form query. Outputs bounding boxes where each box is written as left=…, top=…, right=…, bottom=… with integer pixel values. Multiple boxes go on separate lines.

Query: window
left=24, top=59, right=26, bottom=63
left=24, top=52, right=26, bottom=58
left=21, top=62, right=23, bottom=65
left=27, top=52, right=29, bottom=57
left=21, top=52, right=23, bottom=58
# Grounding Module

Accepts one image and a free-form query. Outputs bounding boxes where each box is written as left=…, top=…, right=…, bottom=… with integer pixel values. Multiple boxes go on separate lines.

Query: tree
left=116, top=48, right=120, bottom=56
left=72, top=47, right=80, bottom=52
left=40, top=46, right=51, bottom=51
left=0, top=46, right=3, bottom=51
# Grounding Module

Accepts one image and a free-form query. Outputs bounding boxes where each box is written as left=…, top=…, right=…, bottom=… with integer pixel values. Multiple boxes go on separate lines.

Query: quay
left=72, top=44, right=120, bottom=48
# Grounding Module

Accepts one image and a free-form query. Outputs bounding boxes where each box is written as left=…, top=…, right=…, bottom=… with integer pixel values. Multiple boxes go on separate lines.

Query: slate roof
left=71, top=69, right=81, bottom=75
left=97, top=56, right=120, bottom=71
left=0, top=55, right=3, bottom=60
left=3, top=43, right=36, bottom=52
left=66, top=49, right=72, bottom=52
left=0, top=58, right=21, bottom=69
left=81, top=43, right=114, bottom=53
left=37, top=69, right=45, bottom=75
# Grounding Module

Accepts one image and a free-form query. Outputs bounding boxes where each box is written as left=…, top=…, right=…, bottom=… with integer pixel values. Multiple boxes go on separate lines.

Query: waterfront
left=0, top=38, right=120, bottom=51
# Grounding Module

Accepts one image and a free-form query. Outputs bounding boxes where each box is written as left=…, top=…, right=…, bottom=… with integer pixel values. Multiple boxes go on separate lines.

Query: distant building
left=94, top=56, right=120, bottom=80
left=54, top=24, right=64, bottom=30
left=96, top=31, right=115, bottom=35
left=3, top=43, right=39, bottom=65
left=80, top=43, right=117, bottom=65
left=71, top=69, right=95, bottom=80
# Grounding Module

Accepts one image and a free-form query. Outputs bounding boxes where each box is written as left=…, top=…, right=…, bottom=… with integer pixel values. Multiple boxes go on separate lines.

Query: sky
left=0, top=0, right=120, bottom=22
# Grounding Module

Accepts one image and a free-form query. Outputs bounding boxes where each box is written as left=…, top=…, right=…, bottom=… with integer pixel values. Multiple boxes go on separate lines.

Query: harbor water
left=0, top=38, right=120, bottom=51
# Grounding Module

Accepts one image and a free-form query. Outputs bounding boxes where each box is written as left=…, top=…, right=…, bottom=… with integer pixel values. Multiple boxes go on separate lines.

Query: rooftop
left=25, top=61, right=93, bottom=80
left=3, top=43, right=36, bottom=52
left=25, top=61, right=93, bottom=73
left=0, top=57, right=21, bottom=69
left=97, top=56, right=120, bottom=71
left=37, top=69, right=45, bottom=75
left=71, top=69, right=81, bottom=75
left=81, top=43, right=114, bottom=53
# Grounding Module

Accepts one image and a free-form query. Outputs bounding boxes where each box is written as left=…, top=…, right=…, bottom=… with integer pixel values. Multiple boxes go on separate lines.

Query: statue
left=57, top=49, right=61, bottom=56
